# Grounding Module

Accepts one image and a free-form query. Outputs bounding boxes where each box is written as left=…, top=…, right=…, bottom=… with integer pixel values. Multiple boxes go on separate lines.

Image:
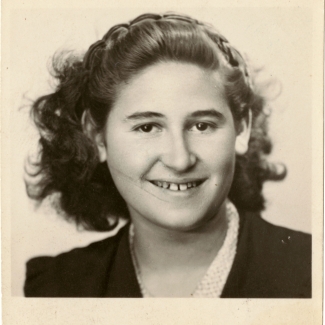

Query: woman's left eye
left=190, top=122, right=216, bottom=133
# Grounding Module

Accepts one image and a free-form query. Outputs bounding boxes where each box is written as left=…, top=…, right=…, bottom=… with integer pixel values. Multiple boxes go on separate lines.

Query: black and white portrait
left=4, top=1, right=322, bottom=324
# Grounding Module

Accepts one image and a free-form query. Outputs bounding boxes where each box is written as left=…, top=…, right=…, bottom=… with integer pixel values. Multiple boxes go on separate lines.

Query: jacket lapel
left=103, top=224, right=142, bottom=297
left=221, top=211, right=250, bottom=297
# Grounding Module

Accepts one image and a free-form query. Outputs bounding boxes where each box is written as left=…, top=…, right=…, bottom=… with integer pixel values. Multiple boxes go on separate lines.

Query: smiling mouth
left=149, top=180, right=205, bottom=191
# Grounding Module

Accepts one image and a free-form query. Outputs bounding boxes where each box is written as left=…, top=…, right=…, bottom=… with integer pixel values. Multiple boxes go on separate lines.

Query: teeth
left=169, top=183, right=178, bottom=191
left=152, top=181, right=201, bottom=191
left=179, top=184, right=187, bottom=191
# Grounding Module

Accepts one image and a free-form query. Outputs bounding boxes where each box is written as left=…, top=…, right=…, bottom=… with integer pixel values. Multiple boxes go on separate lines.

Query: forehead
left=112, top=62, right=230, bottom=118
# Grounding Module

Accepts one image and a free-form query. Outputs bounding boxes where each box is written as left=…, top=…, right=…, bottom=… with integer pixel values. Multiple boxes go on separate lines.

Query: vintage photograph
left=3, top=0, right=323, bottom=324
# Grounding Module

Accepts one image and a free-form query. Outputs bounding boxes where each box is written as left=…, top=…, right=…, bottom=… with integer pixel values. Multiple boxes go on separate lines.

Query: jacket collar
left=221, top=210, right=249, bottom=297
left=103, top=224, right=142, bottom=297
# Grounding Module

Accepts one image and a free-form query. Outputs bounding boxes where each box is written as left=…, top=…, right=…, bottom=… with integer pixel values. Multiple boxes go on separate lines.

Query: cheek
left=105, top=131, right=154, bottom=183
left=194, top=133, right=237, bottom=172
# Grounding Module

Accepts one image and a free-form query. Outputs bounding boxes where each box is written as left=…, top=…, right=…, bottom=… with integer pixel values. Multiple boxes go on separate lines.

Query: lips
left=150, top=180, right=205, bottom=191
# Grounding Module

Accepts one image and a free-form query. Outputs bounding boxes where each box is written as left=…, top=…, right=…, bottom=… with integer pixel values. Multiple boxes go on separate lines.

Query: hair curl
left=25, top=13, right=286, bottom=231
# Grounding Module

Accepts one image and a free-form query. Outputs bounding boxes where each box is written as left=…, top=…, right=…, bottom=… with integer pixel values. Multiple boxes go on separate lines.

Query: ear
left=81, top=111, right=107, bottom=162
left=95, top=135, right=107, bottom=163
left=235, top=110, right=252, bottom=156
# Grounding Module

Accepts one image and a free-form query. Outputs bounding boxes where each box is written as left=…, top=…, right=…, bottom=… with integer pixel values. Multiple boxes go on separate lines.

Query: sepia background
left=10, top=7, right=312, bottom=297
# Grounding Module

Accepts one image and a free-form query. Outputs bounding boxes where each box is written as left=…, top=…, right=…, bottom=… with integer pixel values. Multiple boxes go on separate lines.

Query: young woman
left=24, top=13, right=311, bottom=298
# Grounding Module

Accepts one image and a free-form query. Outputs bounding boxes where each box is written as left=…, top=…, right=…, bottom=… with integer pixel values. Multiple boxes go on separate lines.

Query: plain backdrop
left=10, top=7, right=312, bottom=296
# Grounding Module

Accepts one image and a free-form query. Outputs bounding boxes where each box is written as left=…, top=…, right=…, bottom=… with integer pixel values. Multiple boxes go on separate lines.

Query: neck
left=131, top=201, right=228, bottom=272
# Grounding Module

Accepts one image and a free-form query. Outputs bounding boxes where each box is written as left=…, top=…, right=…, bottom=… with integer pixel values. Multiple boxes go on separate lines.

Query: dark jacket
left=24, top=211, right=311, bottom=298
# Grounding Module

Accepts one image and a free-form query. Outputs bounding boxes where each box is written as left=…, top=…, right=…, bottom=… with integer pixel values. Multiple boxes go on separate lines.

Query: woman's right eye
left=134, top=123, right=161, bottom=134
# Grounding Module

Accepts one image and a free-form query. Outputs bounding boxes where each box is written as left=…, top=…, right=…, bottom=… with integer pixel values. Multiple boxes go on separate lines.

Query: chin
left=122, top=179, right=230, bottom=232
left=142, top=205, right=223, bottom=232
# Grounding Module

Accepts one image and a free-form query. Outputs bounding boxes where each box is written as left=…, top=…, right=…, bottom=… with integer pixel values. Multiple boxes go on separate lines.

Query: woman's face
left=97, top=62, right=250, bottom=232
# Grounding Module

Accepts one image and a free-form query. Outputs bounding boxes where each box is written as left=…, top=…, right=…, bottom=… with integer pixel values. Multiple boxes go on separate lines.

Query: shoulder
left=243, top=211, right=311, bottom=258
left=233, top=211, right=311, bottom=297
left=24, top=225, right=127, bottom=297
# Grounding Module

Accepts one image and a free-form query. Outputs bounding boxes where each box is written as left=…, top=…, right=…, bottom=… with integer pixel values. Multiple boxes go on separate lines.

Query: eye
left=195, top=122, right=209, bottom=131
left=189, top=122, right=216, bottom=133
left=139, top=124, right=153, bottom=133
left=134, top=123, right=161, bottom=134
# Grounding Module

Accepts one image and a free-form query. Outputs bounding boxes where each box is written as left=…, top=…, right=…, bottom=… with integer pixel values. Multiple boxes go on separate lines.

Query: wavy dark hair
left=25, top=13, right=286, bottom=231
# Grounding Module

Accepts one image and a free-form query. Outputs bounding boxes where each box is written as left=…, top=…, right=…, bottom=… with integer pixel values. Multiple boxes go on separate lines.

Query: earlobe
left=81, top=110, right=107, bottom=162
left=96, top=137, right=107, bottom=162
left=235, top=110, right=252, bottom=156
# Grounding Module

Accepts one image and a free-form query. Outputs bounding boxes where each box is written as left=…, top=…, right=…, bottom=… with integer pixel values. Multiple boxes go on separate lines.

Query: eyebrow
left=124, top=111, right=165, bottom=121
left=190, top=109, right=225, bottom=120
left=124, top=109, right=225, bottom=121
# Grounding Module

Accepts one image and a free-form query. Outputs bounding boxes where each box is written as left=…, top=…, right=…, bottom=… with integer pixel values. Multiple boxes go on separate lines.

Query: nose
left=160, top=131, right=197, bottom=172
